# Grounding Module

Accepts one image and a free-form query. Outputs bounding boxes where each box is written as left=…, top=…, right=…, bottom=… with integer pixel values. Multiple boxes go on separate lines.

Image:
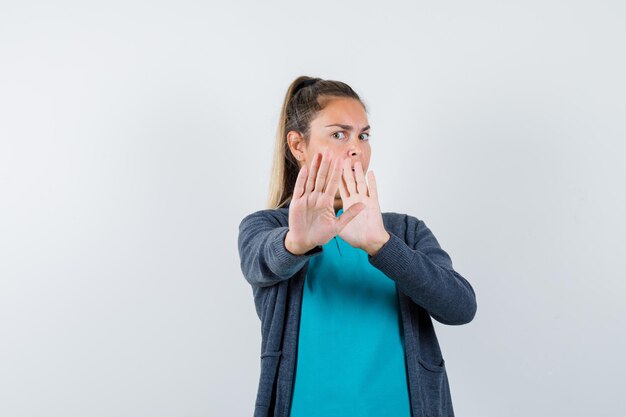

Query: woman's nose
left=346, top=139, right=361, bottom=157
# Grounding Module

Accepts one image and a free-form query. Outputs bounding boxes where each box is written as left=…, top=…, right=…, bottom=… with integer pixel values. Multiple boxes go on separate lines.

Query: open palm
left=286, top=151, right=365, bottom=255
left=338, top=159, right=387, bottom=252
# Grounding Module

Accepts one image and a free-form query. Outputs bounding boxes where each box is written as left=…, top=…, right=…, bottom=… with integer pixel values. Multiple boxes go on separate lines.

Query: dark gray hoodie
left=237, top=205, right=477, bottom=417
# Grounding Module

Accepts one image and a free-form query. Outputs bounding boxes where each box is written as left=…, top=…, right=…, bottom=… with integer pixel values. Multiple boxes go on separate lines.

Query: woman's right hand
left=285, top=150, right=365, bottom=255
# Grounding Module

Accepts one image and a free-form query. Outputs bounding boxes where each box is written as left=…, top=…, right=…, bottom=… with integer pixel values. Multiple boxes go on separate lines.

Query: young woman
left=238, top=76, right=477, bottom=417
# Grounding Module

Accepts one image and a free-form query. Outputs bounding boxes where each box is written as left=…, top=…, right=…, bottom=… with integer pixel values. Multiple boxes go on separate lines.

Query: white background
left=1, top=1, right=625, bottom=416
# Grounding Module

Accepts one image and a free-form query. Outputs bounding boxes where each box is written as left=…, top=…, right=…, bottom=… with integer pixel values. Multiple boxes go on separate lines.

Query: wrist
left=364, top=231, right=391, bottom=257
left=285, top=230, right=313, bottom=255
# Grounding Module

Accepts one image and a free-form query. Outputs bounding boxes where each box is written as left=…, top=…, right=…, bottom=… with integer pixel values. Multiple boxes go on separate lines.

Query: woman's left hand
left=338, top=158, right=390, bottom=256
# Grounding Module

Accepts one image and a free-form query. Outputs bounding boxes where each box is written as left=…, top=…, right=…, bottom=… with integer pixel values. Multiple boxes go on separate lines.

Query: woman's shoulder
left=381, top=211, right=433, bottom=243
left=238, top=206, right=290, bottom=229
left=381, top=210, right=422, bottom=226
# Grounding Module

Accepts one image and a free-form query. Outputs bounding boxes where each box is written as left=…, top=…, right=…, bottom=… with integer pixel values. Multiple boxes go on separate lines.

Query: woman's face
left=287, top=97, right=371, bottom=207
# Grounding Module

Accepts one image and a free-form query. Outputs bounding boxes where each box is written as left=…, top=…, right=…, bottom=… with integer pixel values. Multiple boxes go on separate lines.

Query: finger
left=305, top=153, right=321, bottom=193
left=324, top=156, right=342, bottom=197
left=342, top=158, right=356, bottom=195
left=293, top=163, right=308, bottom=199
left=367, top=170, right=378, bottom=200
left=314, top=149, right=331, bottom=193
left=354, top=161, right=367, bottom=195
left=338, top=168, right=349, bottom=201
left=336, top=202, right=366, bottom=231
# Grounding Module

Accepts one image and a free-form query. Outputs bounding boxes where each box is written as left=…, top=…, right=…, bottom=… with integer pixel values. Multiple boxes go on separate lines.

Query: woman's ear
left=287, top=130, right=305, bottom=161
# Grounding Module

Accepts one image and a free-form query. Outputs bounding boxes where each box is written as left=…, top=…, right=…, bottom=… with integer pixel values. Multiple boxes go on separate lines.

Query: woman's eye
left=332, top=131, right=370, bottom=140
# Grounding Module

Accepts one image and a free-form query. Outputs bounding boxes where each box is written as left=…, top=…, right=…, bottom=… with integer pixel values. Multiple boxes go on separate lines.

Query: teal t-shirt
left=289, top=208, right=411, bottom=417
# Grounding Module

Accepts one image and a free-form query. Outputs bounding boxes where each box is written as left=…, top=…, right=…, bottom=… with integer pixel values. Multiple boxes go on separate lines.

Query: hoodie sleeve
left=367, top=215, right=477, bottom=325
left=237, top=210, right=323, bottom=288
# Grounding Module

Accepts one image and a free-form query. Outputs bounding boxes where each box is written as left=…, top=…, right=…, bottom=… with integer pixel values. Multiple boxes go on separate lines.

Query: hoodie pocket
left=417, top=357, right=446, bottom=416
left=255, top=350, right=282, bottom=408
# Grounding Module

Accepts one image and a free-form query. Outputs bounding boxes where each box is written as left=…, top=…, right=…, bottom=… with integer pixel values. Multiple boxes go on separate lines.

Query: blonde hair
left=267, top=76, right=367, bottom=209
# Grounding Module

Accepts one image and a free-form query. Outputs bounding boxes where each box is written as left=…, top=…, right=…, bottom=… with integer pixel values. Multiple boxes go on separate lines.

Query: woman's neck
left=334, top=198, right=343, bottom=213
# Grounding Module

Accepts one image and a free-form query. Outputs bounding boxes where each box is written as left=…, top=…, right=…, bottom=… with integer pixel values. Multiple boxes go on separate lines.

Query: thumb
left=335, top=202, right=366, bottom=232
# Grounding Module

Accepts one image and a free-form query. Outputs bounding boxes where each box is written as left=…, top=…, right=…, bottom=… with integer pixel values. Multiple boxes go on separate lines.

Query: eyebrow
left=325, top=124, right=370, bottom=132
